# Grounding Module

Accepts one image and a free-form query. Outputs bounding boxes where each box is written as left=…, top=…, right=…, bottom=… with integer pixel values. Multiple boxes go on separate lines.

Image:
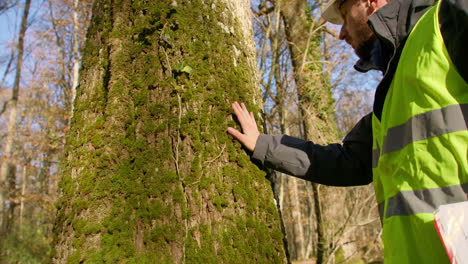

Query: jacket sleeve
left=439, top=0, right=468, bottom=83
left=251, top=113, right=373, bottom=186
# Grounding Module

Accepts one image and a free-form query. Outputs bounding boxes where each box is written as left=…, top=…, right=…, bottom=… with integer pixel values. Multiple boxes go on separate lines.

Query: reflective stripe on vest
left=372, top=104, right=468, bottom=168
left=378, top=183, right=468, bottom=218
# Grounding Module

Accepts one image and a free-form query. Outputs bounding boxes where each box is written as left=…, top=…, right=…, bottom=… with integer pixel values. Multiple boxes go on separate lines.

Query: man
left=227, top=0, right=467, bottom=262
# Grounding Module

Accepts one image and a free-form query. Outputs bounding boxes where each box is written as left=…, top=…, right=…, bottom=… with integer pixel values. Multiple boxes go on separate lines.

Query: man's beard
left=353, top=20, right=378, bottom=60
left=355, top=34, right=378, bottom=60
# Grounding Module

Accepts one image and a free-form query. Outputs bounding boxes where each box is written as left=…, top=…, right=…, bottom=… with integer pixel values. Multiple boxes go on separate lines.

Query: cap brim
left=322, top=0, right=344, bottom=25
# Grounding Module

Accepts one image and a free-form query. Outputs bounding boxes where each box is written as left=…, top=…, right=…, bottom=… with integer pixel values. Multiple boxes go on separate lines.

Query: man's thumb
left=227, top=127, right=244, bottom=142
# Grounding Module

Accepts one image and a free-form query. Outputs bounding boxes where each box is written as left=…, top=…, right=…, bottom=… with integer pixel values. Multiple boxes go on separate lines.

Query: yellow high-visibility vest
left=371, top=0, right=468, bottom=262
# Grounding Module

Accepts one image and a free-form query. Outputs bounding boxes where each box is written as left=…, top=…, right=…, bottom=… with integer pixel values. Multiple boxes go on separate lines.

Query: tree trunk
left=0, top=0, right=31, bottom=237
left=53, top=0, right=287, bottom=263
left=71, top=0, right=80, bottom=116
left=264, top=2, right=303, bottom=261
left=280, top=0, right=337, bottom=263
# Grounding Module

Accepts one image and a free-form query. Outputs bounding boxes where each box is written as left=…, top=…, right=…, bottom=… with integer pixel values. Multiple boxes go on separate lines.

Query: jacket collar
left=353, top=0, right=436, bottom=74
left=354, top=39, right=386, bottom=73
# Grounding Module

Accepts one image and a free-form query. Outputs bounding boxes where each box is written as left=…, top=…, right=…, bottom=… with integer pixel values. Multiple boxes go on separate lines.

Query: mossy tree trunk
left=53, top=0, right=287, bottom=263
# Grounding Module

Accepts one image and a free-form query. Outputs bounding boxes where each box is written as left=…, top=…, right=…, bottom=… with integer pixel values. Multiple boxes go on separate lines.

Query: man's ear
left=368, top=0, right=389, bottom=16
left=367, top=0, right=379, bottom=15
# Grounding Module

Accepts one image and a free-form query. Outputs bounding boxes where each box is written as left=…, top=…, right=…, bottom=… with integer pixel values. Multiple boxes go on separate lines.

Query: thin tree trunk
left=0, top=0, right=32, bottom=237
left=273, top=12, right=307, bottom=259
left=47, top=0, right=72, bottom=111
left=53, top=0, right=287, bottom=263
left=280, top=0, right=336, bottom=263
left=304, top=181, right=315, bottom=257
left=39, top=150, right=52, bottom=195
left=71, top=0, right=80, bottom=116
left=264, top=3, right=305, bottom=260
left=19, top=163, right=28, bottom=239
left=0, top=48, right=15, bottom=92
left=256, top=5, right=292, bottom=261
left=255, top=1, right=310, bottom=260
left=288, top=176, right=305, bottom=259
left=312, top=183, right=325, bottom=263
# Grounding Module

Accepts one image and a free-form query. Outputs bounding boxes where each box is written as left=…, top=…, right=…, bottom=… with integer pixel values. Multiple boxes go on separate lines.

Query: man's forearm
left=252, top=134, right=372, bottom=186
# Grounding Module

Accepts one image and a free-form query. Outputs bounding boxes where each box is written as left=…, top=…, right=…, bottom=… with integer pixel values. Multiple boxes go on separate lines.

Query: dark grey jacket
left=251, top=0, right=468, bottom=186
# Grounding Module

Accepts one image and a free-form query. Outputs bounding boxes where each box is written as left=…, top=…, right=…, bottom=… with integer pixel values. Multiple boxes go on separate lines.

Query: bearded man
left=227, top=0, right=468, bottom=262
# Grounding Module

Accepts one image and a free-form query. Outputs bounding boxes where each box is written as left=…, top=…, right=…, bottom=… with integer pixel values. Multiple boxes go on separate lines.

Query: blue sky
left=0, top=1, right=44, bottom=88
left=0, top=8, right=18, bottom=43
left=0, top=7, right=19, bottom=93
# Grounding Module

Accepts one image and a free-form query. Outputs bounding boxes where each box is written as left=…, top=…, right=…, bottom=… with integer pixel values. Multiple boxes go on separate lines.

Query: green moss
left=134, top=89, right=148, bottom=106
left=193, top=140, right=203, bottom=152
left=162, top=170, right=177, bottom=183
left=71, top=199, right=89, bottom=214
left=213, top=195, right=228, bottom=211
left=72, top=219, right=86, bottom=233
left=172, top=187, right=184, bottom=203
left=149, top=224, right=178, bottom=243
left=66, top=250, right=81, bottom=264
left=56, top=0, right=285, bottom=262
left=72, top=237, right=85, bottom=249
left=188, top=156, right=201, bottom=181
left=155, top=121, right=168, bottom=133
left=199, top=174, right=211, bottom=190
left=236, top=154, right=250, bottom=168
left=149, top=103, right=166, bottom=117
left=182, top=206, right=191, bottom=220
left=226, top=143, right=238, bottom=163
left=59, top=174, right=74, bottom=197
left=82, top=223, right=103, bottom=235
left=85, top=249, right=105, bottom=264
left=91, top=134, right=104, bottom=147
left=148, top=200, right=165, bottom=219
left=128, top=253, right=173, bottom=264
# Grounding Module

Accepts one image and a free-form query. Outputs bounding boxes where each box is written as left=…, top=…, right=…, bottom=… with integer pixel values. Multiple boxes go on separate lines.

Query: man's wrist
left=251, top=134, right=268, bottom=163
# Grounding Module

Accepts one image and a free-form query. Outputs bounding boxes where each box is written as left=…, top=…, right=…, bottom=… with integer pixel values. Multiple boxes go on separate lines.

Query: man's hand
left=227, top=101, right=260, bottom=152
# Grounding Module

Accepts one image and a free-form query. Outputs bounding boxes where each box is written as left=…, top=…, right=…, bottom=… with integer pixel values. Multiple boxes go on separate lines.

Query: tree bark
left=53, top=0, right=287, bottom=263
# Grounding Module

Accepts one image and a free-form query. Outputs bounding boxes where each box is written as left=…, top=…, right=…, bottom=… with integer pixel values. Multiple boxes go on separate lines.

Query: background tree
left=53, top=0, right=287, bottom=262
left=0, top=0, right=31, bottom=239
left=0, top=0, right=92, bottom=261
left=253, top=0, right=383, bottom=263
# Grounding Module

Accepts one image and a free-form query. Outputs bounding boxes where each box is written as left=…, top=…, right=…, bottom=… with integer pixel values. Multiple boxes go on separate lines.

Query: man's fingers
left=227, top=127, right=245, bottom=142
left=231, top=102, right=258, bottom=134
left=249, top=112, right=256, bottom=123
left=241, top=102, right=248, bottom=112
left=227, top=126, right=256, bottom=151
left=231, top=102, right=240, bottom=117
left=228, top=103, right=259, bottom=152
left=238, top=102, right=250, bottom=120
left=232, top=101, right=250, bottom=126
left=232, top=102, right=245, bottom=119
left=241, top=103, right=252, bottom=120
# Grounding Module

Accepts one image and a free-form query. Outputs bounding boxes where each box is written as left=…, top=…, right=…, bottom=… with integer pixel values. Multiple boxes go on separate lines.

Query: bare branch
left=0, top=0, right=17, bottom=15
